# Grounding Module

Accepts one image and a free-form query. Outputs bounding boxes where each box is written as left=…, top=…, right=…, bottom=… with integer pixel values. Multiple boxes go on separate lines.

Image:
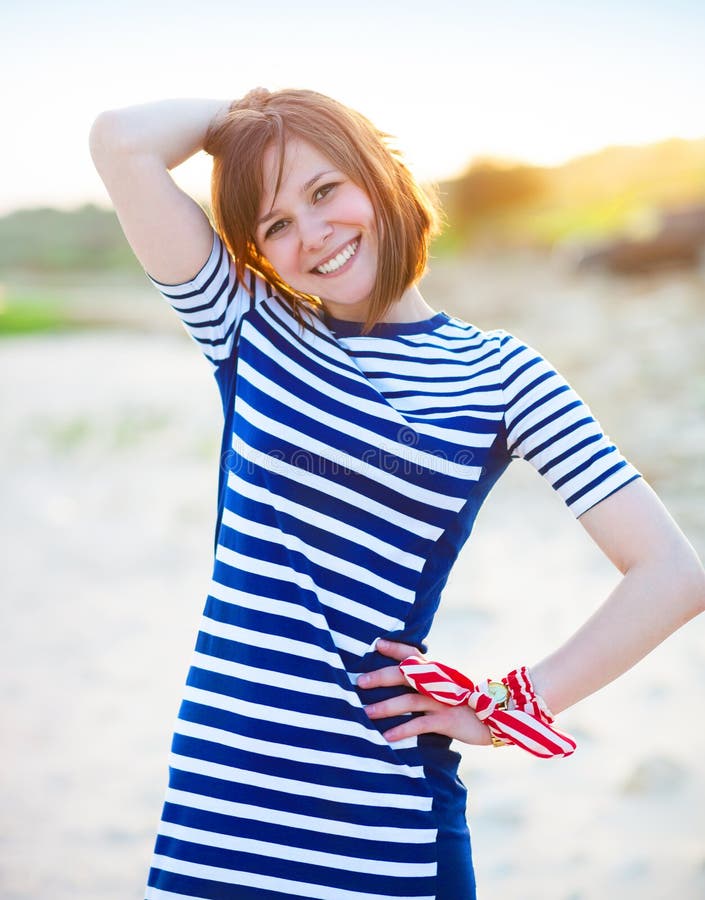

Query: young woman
left=89, top=88, right=705, bottom=900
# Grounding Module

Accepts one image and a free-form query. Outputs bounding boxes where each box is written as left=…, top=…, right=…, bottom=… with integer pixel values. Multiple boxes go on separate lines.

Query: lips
left=312, top=237, right=360, bottom=275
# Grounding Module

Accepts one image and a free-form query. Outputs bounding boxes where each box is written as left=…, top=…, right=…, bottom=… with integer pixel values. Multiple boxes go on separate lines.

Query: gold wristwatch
left=486, top=681, right=510, bottom=748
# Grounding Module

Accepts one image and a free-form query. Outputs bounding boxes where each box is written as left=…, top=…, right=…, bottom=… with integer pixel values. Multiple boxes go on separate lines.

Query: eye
left=265, top=219, right=288, bottom=239
left=312, top=183, right=337, bottom=202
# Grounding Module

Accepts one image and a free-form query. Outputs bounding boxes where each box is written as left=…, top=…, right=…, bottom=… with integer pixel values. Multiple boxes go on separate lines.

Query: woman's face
left=254, top=137, right=379, bottom=320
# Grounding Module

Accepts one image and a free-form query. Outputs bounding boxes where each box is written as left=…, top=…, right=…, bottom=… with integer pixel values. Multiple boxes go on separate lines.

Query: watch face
left=487, top=681, right=509, bottom=705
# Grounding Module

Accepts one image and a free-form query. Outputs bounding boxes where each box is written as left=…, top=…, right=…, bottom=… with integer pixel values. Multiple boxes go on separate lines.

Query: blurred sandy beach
left=1, top=250, right=704, bottom=899
left=4, top=1, right=705, bottom=895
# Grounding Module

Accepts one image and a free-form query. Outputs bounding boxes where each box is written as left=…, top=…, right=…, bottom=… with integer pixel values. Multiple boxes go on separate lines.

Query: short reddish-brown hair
left=204, top=88, right=442, bottom=335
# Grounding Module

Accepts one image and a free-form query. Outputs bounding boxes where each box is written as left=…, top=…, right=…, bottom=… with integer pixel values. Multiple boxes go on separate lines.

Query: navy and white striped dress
left=143, top=228, right=640, bottom=900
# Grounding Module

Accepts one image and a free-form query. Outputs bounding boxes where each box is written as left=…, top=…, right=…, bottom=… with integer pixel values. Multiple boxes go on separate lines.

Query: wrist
left=203, top=100, right=235, bottom=154
left=480, top=723, right=493, bottom=746
left=526, top=665, right=559, bottom=715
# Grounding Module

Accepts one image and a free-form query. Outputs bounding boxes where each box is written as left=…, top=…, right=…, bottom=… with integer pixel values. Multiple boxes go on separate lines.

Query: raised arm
left=88, top=98, right=231, bottom=284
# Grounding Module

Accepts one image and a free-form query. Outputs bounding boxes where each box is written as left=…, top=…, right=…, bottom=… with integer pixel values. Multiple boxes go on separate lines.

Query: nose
left=299, top=212, right=333, bottom=252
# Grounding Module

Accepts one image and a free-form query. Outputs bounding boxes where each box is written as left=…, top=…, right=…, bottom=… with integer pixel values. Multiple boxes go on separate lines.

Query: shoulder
left=478, top=328, right=559, bottom=380
left=433, top=314, right=512, bottom=350
left=211, top=229, right=278, bottom=307
left=438, top=314, right=515, bottom=345
left=145, top=225, right=274, bottom=305
left=438, top=317, right=527, bottom=366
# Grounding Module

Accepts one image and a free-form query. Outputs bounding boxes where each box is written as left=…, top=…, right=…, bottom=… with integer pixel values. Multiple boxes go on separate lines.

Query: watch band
left=399, top=657, right=577, bottom=759
left=490, top=729, right=510, bottom=748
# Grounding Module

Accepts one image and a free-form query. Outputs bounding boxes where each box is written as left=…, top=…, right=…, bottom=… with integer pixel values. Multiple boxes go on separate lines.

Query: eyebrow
left=256, top=170, right=336, bottom=228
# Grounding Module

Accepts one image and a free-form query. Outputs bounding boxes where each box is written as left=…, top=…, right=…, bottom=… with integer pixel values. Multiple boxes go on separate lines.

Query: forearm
left=530, top=550, right=705, bottom=716
left=89, top=98, right=231, bottom=170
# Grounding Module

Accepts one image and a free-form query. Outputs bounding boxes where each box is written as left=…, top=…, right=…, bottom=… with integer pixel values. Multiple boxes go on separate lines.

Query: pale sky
left=2, top=0, right=704, bottom=215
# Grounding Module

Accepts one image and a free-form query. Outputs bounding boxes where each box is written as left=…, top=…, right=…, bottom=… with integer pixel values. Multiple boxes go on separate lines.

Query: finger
left=375, top=638, right=426, bottom=662
left=383, top=714, right=440, bottom=743
left=384, top=707, right=494, bottom=746
left=364, top=692, right=432, bottom=719
left=357, top=664, right=407, bottom=690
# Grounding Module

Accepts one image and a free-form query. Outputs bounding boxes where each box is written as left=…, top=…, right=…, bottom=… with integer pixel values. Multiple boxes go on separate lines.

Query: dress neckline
left=322, top=309, right=451, bottom=338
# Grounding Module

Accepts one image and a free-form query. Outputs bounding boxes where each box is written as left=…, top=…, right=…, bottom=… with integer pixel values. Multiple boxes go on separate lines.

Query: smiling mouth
left=313, top=237, right=360, bottom=275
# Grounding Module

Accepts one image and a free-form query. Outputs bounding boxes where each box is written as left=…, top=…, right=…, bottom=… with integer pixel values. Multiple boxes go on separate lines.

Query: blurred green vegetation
left=435, top=136, right=705, bottom=252
left=0, top=295, right=64, bottom=335
left=0, top=289, right=78, bottom=336
left=0, top=203, right=143, bottom=274
left=0, top=138, right=702, bottom=275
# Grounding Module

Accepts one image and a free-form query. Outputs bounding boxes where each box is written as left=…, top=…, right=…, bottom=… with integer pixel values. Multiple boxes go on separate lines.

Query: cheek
left=261, top=241, right=297, bottom=276
left=340, top=186, right=376, bottom=227
left=355, top=197, right=377, bottom=229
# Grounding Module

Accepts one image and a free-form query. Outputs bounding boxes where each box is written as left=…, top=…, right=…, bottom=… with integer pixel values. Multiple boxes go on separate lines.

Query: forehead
left=260, top=137, right=335, bottom=203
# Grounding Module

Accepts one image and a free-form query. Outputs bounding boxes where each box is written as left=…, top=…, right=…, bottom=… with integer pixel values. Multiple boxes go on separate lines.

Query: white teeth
left=316, top=239, right=359, bottom=274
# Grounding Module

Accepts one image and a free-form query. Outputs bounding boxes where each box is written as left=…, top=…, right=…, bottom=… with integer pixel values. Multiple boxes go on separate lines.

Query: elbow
left=88, top=110, right=133, bottom=167
left=689, top=559, right=705, bottom=616
left=88, top=111, right=113, bottom=167
left=630, top=538, right=705, bottom=625
left=670, top=546, right=705, bottom=622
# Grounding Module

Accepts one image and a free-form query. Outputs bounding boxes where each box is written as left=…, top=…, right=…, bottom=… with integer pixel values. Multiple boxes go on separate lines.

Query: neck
left=324, top=285, right=435, bottom=324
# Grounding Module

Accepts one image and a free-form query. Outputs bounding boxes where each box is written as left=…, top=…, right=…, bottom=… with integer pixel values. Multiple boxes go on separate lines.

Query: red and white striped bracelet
left=399, top=656, right=577, bottom=759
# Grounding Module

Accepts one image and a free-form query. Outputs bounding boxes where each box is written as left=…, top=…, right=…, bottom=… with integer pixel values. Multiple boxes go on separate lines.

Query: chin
left=323, top=279, right=377, bottom=307
left=321, top=295, right=374, bottom=314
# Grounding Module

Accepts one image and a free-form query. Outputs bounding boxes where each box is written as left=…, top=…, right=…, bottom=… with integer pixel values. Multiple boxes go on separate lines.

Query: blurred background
left=2, top=1, right=704, bottom=898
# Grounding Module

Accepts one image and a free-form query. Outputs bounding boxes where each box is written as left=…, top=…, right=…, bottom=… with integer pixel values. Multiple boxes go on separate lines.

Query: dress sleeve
left=144, top=226, right=259, bottom=368
left=497, top=330, right=641, bottom=518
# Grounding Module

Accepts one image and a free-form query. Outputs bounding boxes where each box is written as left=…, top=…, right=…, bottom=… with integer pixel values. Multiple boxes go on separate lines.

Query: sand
left=1, top=252, right=704, bottom=899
